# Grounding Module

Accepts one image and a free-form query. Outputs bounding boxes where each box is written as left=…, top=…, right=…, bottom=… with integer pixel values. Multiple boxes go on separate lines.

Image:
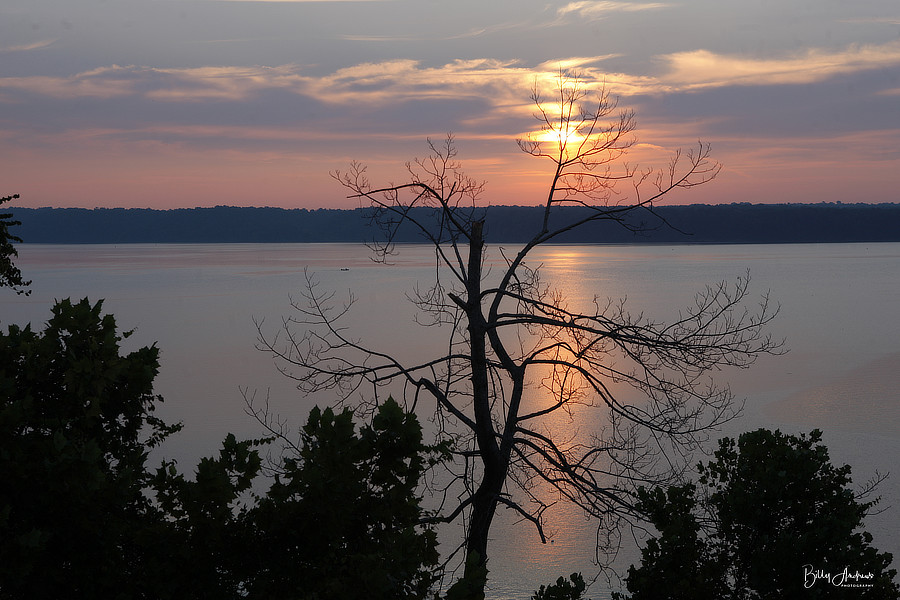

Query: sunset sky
left=2, top=0, right=899, bottom=209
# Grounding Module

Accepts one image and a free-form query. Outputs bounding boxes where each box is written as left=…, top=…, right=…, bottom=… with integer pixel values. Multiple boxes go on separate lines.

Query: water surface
left=4, top=242, right=899, bottom=599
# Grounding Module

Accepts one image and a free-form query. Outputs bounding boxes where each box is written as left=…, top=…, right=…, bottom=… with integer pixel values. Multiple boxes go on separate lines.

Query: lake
left=3, top=242, right=899, bottom=599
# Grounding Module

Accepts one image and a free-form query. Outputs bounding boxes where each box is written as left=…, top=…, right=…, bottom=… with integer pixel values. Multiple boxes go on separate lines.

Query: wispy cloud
left=201, top=0, right=389, bottom=2
left=3, top=40, right=900, bottom=157
left=340, top=12, right=546, bottom=43
left=0, top=58, right=642, bottom=157
left=840, top=17, right=900, bottom=26
left=661, top=40, right=900, bottom=89
left=311, top=57, right=638, bottom=111
left=340, top=28, right=498, bottom=42
left=0, top=65, right=143, bottom=98
left=0, top=64, right=302, bottom=101
left=339, top=34, right=432, bottom=42
left=0, top=39, right=56, bottom=53
left=557, top=1, right=672, bottom=19
left=536, top=56, right=621, bottom=71
left=5, top=39, right=900, bottom=112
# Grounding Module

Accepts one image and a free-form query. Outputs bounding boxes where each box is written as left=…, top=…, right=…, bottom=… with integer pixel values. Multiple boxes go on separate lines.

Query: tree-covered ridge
left=10, top=203, right=900, bottom=244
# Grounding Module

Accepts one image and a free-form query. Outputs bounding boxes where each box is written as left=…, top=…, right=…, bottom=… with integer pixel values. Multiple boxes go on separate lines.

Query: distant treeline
left=10, top=203, right=900, bottom=244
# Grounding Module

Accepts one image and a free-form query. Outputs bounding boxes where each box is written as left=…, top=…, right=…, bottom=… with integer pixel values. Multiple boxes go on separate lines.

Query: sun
left=525, top=123, right=588, bottom=151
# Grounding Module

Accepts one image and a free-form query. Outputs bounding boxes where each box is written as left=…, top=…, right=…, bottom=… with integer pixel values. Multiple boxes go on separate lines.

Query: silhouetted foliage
left=150, top=398, right=446, bottom=600
left=533, top=573, right=588, bottom=600
left=0, top=194, right=30, bottom=295
left=0, top=298, right=179, bottom=598
left=148, top=433, right=265, bottom=600
left=615, top=429, right=898, bottom=600
left=238, top=398, right=446, bottom=600
left=1, top=299, right=444, bottom=599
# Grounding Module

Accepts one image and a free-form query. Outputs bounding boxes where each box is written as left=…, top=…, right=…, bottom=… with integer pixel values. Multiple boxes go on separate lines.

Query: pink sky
left=2, top=1, right=899, bottom=209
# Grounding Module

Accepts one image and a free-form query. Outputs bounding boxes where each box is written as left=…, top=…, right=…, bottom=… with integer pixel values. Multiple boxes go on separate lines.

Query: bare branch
left=266, top=72, right=778, bottom=595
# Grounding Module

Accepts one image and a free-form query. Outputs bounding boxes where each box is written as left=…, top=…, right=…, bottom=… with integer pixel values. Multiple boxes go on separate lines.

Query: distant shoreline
left=9, top=203, right=900, bottom=245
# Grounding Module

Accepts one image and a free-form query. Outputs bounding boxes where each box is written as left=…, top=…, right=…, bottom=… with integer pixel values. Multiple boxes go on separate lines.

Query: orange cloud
left=661, top=40, right=900, bottom=89
left=0, top=58, right=632, bottom=108
left=8, top=40, right=896, bottom=115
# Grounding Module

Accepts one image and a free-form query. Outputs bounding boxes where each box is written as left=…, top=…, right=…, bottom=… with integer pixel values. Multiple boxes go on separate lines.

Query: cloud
left=0, top=59, right=530, bottom=108
left=840, top=17, right=900, bottom=26
left=0, top=58, right=646, bottom=162
left=536, top=56, right=621, bottom=71
left=340, top=25, right=511, bottom=42
left=661, top=40, right=900, bottom=89
left=0, top=64, right=303, bottom=102
left=5, top=40, right=900, bottom=114
left=0, top=39, right=56, bottom=53
left=3, top=43, right=900, bottom=153
left=144, top=65, right=303, bottom=102
left=0, top=65, right=143, bottom=99
left=305, top=57, right=649, bottom=109
left=200, top=0, right=389, bottom=2
left=557, top=1, right=672, bottom=19
left=339, top=34, right=429, bottom=42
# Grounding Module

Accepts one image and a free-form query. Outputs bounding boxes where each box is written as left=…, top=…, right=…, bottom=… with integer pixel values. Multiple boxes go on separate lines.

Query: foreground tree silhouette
left=0, top=298, right=179, bottom=598
left=153, top=397, right=443, bottom=600
left=259, top=74, right=780, bottom=595
left=1, top=194, right=31, bottom=295
left=239, top=398, right=445, bottom=599
left=615, top=429, right=898, bottom=599
left=1, top=299, right=442, bottom=599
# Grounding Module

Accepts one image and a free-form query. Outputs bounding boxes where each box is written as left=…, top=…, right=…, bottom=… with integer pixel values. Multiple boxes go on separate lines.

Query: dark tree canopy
left=150, top=396, right=445, bottom=600
left=616, top=429, right=898, bottom=600
left=1, top=299, right=443, bottom=600
left=147, top=432, right=266, bottom=600
left=258, top=73, right=781, bottom=595
left=239, top=398, right=446, bottom=599
left=0, top=298, right=178, bottom=598
left=0, top=194, right=31, bottom=295
left=532, top=573, right=589, bottom=600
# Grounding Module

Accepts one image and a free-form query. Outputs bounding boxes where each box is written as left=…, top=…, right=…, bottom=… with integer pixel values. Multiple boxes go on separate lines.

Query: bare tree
left=257, top=73, right=780, bottom=596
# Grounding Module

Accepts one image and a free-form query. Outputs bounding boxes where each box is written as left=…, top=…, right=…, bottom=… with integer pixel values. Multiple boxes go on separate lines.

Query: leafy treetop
left=1, top=194, right=31, bottom=295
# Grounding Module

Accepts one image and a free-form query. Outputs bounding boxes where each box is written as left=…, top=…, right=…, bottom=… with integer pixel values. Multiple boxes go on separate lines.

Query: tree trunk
left=461, top=220, right=508, bottom=596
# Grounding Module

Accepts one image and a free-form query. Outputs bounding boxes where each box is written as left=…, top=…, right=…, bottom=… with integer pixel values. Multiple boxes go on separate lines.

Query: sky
left=2, top=0, right=899, bottom=209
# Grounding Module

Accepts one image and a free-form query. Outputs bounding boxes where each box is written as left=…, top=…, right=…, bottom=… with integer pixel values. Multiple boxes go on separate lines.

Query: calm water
left=4, top=242, right=900, bottom=599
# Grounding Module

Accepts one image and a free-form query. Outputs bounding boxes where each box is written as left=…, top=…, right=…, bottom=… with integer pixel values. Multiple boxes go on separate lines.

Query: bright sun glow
left=532, top=126, right=586, bottom=146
